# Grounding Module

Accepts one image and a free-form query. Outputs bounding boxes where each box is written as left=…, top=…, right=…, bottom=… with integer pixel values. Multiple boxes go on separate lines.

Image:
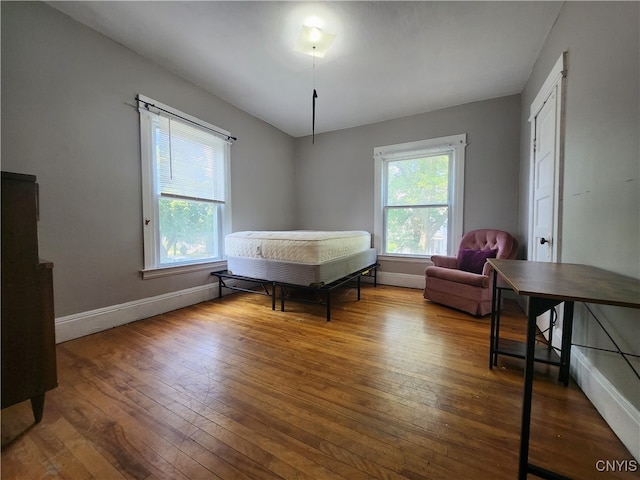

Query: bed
left=212, top=230, right=379, bottom=320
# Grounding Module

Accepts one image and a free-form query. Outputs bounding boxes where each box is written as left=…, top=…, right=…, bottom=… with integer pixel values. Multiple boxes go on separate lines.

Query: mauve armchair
left=424, top=229, right=518, bottom=316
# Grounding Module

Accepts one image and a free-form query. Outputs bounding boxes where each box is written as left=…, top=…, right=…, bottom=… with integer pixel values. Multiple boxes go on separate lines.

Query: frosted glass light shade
left=294, top=25, right=336, bottom=58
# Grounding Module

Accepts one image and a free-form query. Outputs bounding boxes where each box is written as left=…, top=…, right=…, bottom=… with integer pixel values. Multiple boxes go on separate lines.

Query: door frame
left=527, top=52, right=567, bottom=262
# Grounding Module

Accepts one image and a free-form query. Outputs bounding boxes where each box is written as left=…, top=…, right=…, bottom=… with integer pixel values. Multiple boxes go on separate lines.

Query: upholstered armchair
left=424, top=229, right=518, bottom=316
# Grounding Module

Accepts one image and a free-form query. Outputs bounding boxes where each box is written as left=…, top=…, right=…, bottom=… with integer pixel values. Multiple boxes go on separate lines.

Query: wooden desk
left=487, top=259, right=640, bottom=480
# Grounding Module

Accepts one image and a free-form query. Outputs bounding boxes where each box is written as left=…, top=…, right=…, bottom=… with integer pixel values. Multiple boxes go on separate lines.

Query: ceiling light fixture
left=294, top=24, right=336, bottom=143
left=294, top=25, right=335, bottom=58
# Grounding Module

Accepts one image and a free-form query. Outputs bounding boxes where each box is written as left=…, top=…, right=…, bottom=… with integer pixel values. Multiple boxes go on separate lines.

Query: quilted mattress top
left=225, top=230, right=371, bottom=264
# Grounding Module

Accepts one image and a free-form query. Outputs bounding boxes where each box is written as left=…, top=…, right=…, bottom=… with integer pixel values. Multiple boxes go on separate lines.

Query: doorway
left=528, top=52, right=567, bottom=348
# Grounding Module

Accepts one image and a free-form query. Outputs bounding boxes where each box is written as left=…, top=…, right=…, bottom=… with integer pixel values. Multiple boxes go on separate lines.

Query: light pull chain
left=312, top=46, right=317, bottom=144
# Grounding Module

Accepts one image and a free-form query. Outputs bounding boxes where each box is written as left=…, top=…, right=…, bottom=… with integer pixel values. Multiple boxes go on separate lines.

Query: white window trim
left=140, top=260, right=227, bottom=280
left=373, top=133, right=466, bottom=259
left=138, top=94, right=232, bottom=277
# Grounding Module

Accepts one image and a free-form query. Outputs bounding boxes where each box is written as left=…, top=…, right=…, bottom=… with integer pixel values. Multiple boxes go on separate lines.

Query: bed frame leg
left=271, top=281, right=276, bottom=310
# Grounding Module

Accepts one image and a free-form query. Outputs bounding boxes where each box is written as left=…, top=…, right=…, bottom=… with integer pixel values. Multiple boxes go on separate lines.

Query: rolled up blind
left=154, top=115, right=226, bottom=203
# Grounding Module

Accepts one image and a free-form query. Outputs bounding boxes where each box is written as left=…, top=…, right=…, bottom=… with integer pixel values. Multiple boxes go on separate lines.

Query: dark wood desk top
left=488, top=259, right=640, bottom=309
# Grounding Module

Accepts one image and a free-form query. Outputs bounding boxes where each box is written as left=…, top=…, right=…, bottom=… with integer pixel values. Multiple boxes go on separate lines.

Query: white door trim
left=528, top=52, right=567, bottom=262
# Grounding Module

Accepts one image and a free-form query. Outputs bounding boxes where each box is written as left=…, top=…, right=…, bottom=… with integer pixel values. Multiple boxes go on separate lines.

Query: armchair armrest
left=481, top=262, right=494, bottom=277
left=430, top=255, right=458, bottom=269
left=425, top=266, right=490, bottom=288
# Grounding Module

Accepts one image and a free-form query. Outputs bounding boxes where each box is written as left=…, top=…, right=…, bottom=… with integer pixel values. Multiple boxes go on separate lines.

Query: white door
left=531, top=88, right=558, bottom=262
left=529, top=53, right=566, bottom=348
left=529, top=53, right=566, bottom=263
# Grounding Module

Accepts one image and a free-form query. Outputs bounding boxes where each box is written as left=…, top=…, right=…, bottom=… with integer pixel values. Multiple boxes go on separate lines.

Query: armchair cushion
left=458, top=248, right=498, bottom=274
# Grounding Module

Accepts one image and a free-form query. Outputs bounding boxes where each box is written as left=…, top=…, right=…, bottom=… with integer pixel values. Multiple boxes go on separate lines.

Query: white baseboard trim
left=55, top=283, right=222, bottom=344
left=376, top=271, right=424, bottom=290
left=571, top=347, right=640, bottom=461
left=55, top=273, right=423, bottom=343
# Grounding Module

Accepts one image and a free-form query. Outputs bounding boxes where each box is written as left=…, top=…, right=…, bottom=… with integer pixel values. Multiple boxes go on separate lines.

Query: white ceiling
left=49, top=1, right=563, bottom=138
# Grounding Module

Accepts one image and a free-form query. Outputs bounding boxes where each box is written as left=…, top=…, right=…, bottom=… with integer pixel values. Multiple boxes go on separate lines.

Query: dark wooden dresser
left=1, top=171, right=57, bottom=423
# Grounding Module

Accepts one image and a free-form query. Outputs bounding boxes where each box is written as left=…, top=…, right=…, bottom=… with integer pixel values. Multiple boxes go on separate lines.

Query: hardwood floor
left=1, top=284, right=635, bottom=479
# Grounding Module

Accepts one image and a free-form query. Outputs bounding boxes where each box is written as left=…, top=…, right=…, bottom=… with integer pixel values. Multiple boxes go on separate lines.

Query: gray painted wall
left=1, top=2, right=297, bottom=317
left=519, top=1, right=639, bottom=418
left=294, top=95, right=522, bottom=276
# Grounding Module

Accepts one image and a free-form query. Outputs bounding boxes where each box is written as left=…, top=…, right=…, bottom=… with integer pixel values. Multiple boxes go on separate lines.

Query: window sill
left=377, top=254, right=434, bottom=264
left=141, top=260, right=226, bottom=279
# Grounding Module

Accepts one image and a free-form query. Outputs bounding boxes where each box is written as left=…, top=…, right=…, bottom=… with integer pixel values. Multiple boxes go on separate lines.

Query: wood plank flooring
left=1, top=284, right=635, bottom=479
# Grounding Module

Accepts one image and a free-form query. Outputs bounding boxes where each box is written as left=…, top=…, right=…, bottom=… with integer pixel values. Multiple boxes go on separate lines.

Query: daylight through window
left=139, top=95, right=231, bottom=272
left=374, top=134, right=466, bottom=257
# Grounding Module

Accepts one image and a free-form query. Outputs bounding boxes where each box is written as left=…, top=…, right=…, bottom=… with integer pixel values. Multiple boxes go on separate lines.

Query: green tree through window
left=385, top=154, right=449, bottom=255
left=158, top=198, right=215, bottom=262
left=139, top=94, right=231, bottom=271
left=374, top=133, right=466, bottom=257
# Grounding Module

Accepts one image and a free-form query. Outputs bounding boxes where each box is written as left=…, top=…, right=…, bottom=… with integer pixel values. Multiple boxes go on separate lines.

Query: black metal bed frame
left=211, top=263, right=379, bottom=321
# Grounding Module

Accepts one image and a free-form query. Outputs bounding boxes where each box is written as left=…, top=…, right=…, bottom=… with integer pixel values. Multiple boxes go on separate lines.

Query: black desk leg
left=518, top=298, right=539, bottom=480
left=559, top=301, right=574, bottom=386
left=493, top=288, right=503, bottom=367
left=489, top=272, right=499, bottom=369
left=519, top=298, right=575, bottom=480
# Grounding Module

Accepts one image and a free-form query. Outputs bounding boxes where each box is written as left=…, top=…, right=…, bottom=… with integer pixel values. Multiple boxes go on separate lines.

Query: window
left=138, top=95, right=232, bottom=276
left=374, top=134, right=466, bottom=258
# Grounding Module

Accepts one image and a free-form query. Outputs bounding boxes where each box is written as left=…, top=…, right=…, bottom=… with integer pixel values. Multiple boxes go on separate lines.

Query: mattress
left=225, top=230, right=376, bottom=287
left=225, top=230, right=371, bottom=264
left=227, top=248, right=378, bottom=287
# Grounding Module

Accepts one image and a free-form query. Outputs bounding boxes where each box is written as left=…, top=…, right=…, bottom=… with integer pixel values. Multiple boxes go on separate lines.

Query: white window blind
left=138, top=95, right=232, bottom=274
left=155, top=116, right=226, bottom=203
